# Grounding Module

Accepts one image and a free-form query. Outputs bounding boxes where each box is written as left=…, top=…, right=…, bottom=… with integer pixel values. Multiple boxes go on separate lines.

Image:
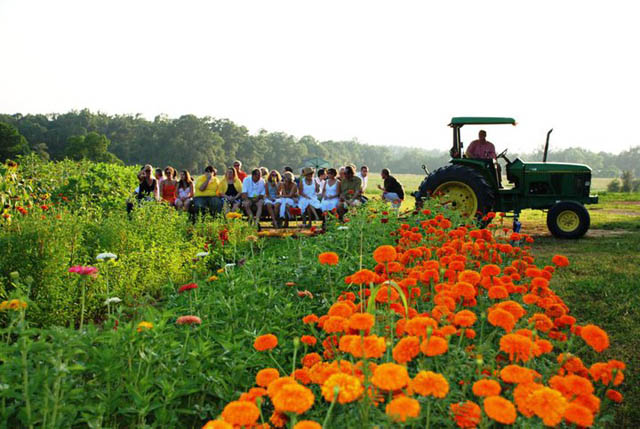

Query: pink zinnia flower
left=177, top=315, right=202, bottom=325
left=178, top=283, right=198, bottom=293
left=68, top=266, right=99, bottom=276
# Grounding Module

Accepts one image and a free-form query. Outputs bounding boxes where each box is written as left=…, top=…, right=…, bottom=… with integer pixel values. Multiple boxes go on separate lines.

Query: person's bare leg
left=255, top=200, right=264, bottom=226
left=275, top=203, right=282, bottom=227
left=266, top=204, right=277, bottom=227
left=311, top=206, right=320, bottom=221
left=243, top=199, right=253, bottom=222
left=175, top=199, right=183, bottom=211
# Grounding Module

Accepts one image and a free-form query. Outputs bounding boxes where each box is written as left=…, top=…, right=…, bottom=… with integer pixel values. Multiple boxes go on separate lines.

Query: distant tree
left=607, top=179, right=621, bottom=192
left=620, top=171, right=634, bottom=192
left=32, top=142, right=50, bottom=160
left=0, top=122, right=30, bottom=161
left=66, top=132, right=121, bottom=164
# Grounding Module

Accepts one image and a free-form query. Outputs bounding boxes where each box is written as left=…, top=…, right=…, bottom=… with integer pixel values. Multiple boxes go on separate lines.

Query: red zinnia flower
left=178, top=283, right=198, bottom=293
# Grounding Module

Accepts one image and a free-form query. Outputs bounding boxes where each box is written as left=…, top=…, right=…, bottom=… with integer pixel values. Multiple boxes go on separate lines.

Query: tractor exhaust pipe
left=543, top=128, right=553, bottom=162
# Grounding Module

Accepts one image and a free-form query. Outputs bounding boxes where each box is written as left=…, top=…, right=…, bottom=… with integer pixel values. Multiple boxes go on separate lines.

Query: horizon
left=3, top=108, right=636, bottom=156
left=2, top=1, right=639, bottom=155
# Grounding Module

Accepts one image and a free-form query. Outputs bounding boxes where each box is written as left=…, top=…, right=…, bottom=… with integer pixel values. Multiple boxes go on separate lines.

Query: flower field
left=0, top=158, right=635, bottom=428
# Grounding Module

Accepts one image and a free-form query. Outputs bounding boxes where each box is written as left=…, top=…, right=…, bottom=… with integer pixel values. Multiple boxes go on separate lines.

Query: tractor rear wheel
left=547, top=201, right=590, bottom=239
left=419, top=165, right=495, bottom=217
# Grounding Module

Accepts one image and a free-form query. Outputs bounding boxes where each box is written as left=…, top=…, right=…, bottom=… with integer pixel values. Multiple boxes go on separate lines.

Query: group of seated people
left=131, top=160, right=405, bottom=227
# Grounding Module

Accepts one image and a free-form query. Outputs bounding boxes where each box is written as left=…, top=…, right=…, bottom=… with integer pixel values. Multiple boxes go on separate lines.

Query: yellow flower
left=226, top=212, right=242, bottom=220
left=208, top=275, right=219, bottom=282
left=246, top=235, right=259, bottom=242
left=3, top=299, right=27, bottom=311
left=216, top=268, right=225, bottom=274
left=137, top=321, right=153, bottom=332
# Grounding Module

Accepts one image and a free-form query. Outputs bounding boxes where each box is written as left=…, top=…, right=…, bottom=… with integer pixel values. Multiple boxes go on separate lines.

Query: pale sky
left=1, top=0, right=639, bottom=154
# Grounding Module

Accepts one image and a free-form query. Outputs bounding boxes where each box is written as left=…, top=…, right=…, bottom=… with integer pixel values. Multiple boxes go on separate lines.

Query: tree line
left=1, top=109, right=638, bottom=178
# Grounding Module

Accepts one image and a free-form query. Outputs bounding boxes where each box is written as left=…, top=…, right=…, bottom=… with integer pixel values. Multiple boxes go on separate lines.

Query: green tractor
left=414, top=117, right=598, bottom=238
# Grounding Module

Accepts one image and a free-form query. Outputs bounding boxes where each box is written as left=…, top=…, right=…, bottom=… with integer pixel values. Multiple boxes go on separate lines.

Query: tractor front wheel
left=419, top=165, right=495, bottom=218
left=546, top=201, right=590, bottom=239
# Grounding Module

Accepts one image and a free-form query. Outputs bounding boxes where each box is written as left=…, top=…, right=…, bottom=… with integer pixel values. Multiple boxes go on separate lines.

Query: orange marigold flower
left=563, top=403, right=593, bottom=427
left=405, top=316, right=438, bottom=337
left=499, top=333, right=535, bottom=363
left=411, top=371, right=449, bottom=398
left=302, top=314, right=319, bottom=324
left=488, top=286, right=509, bottom=299
left=294, top=368, right=311, bottom=385
left=452, top=281, right=476, bottom=300
left=254, top=334, right=278, bottom=351
left=500, top=365, right=540, bottom=384
left=580, top=324, right=610, bottom=352
left=302, top=352, right=322, bottom=368
left=529, top=313, right=554, bottom=332
left=551, top=254, right=569, bottom=267
left=270, top=410, right=288, bottom=428
left=484, top=396, right=516, bottom=424
left=488, top=309, right=516, bottom=333
left=589, top=362, right=624, bottom=386
left=371, top=363, right=409, bottom=391
left=328, top=302, right=353, bottom=318
left=321, top=373, right=364, bottom=403
left=348, top=312, right=375, bottom=331
left=323, top=316, right=348, bottom=333
left=450, top=401, right=482, bottom=429
left=202, top=420, right=232, bottom=429
left=480, top=264, right=500, bottom=277
left=513, top=382, right=544, bottom=417
left=267, top=376, right=297, bottom=399
left=349, top=269, right=377, bottom=285
left=293, top=421, right=321, bottom=429
left=221, top=400, right=260, bottom=427
left=375, top=285, right=400, bottom=303
left=495, top=300, right=526, bottom=320
left=301, top=335, right=317, bottom=346
left=472, top=379, right=501, bottom=397
left=525, top=387, right=568, bottom=426
left=272, top=382, right=315, bottom=414
left=385, top=396, right=420, bottom=422
left=420, top=335, right=449, bottom=356
left=459, top=270, right=482, bottom=285
left=373, top=245, right=397, bottom=263
left=453, top=310, right=477, bottom=327
left=392, top=336, right=421, bottom=364
left=318, top=251, right=339, bottom=265
left=256, top=368, right=280, bottom=387
left=606, top=389, right=623, bottom=403
left=360, top=335, right=386, bottom=358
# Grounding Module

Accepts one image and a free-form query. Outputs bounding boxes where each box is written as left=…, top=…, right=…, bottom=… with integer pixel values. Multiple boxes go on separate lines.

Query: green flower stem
left=268, top=351, right=286, bottom=375
left=19, top=311, right=33, bottom=429
left=425, top=399, right=431, bottom=429
left=79, top=279, right=86, bottom=330
left=322, top=388, right=339, bottom=429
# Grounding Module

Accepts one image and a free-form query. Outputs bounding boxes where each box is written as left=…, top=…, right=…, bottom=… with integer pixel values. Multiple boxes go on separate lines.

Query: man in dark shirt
left=377, top=168, right=404, bottom=207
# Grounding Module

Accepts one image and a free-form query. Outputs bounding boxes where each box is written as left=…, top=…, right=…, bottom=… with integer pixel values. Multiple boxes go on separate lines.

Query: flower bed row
left=205, top=212, right=625, bottom=428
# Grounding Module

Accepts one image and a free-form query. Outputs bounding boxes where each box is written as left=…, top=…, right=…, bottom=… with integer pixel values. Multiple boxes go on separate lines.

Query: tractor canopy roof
left=449, top=117, right=516, bottom=126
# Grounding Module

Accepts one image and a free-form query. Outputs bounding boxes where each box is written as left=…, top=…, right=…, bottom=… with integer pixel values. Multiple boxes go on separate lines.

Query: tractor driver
left=466, top=130, right=496, bottom=160
left=466, top=130, right=502, bottom=187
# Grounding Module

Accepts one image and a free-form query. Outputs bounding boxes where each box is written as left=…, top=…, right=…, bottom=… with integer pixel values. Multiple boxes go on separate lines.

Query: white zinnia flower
left=337, top=226, right=349, bottom=230
left=196, top=252, right=210, bottom=258
left=96, top=252, right=118, bottom=261
left=104, top=297, right=122, bottom=305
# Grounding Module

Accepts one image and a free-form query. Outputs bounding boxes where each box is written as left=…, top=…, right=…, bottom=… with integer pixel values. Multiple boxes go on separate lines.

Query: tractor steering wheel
left=497, top=148, right=511, bottom=164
